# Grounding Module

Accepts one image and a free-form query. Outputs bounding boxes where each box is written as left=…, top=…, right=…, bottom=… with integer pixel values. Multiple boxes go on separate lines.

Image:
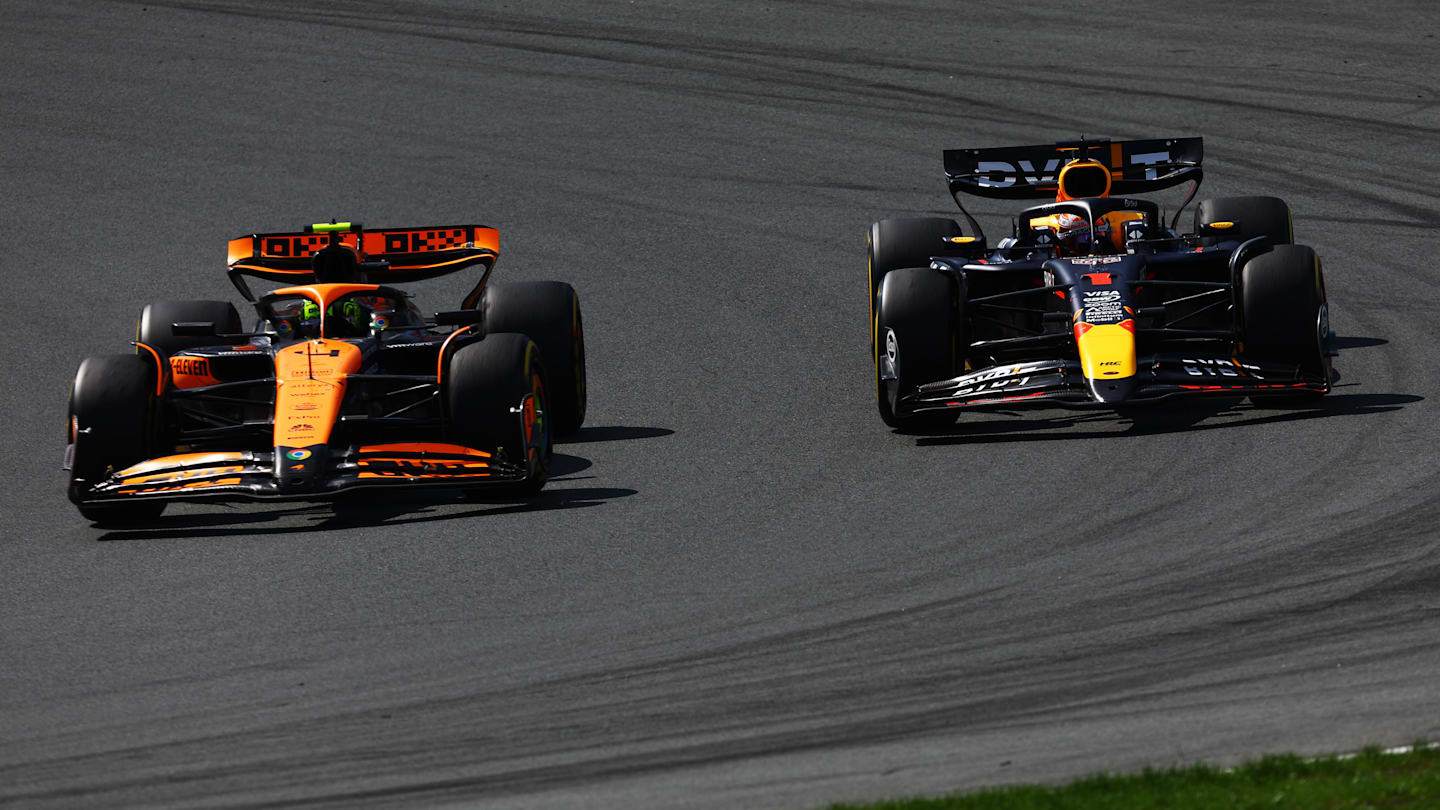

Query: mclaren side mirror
left=433, top=309, right=484, bottom=326
left=171, top=321, right=217, bottom=337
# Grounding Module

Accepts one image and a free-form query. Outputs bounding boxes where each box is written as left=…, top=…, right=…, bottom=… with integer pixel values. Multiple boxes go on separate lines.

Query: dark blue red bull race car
left=867, top=136, right=1335, bottom=429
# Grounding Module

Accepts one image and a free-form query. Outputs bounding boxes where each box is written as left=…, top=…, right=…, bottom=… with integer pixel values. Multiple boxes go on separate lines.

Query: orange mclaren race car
left=867, top=137, right=1335, bottom=429
left=65, top=221, right=586, bottom=524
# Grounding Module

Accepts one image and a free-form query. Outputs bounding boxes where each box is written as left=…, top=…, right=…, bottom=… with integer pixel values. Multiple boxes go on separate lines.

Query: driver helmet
left=1054, top=212, right=1110, bottom=256
left=297, top=298, right=370, bottom=337
left=335, top=297, right=368, bottom=334
left=298, top=300, right=323, bottom=338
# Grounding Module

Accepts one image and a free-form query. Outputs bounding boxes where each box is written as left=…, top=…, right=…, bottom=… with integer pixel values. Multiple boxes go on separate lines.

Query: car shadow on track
left=911, top=391, right=1422, bottom=446
left=1333, top=336, right=1388, bottom=350
left=556, top=425, right=675, bottom=444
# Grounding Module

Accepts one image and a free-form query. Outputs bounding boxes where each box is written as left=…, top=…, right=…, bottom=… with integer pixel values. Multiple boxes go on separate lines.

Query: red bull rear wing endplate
left=902, top=355, right=1329, bottom=413
left=73, top=443, right=528, bottom=505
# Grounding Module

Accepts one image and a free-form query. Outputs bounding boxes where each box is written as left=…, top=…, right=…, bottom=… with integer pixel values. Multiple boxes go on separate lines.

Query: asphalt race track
left=3, top=2, right=1439, bottom=808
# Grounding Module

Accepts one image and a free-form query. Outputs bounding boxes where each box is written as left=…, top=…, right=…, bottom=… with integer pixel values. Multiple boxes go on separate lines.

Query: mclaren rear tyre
left=446, top=332, right=553, bottom=495
left=482, top=281, right=586, bottom=436
left=875, top=266, right=963, bottom=431
left=1195, top=196, right=1293, bottom=247
left=1241, top=244, right=1330, bottom=402
left=137, top=300, right=244, bottom=359
left=68, top=354, right=166, bottom=525
left=868, top=217, right=963, bottom=352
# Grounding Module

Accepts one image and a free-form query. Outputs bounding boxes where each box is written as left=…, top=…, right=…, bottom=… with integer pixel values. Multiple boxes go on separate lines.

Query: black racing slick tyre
left=868, top=218, right=963, bottom=351
left=482, top=282, right=586, bottom=436
left=68, top=354, right=166, bottom=525
left=1195, top=196, right=1293, bottom=247
left=446, top=332, right=553, bottom=494
left=1240, top=244, right=1330, bottom=396
left=875, top=267, right=963, bottom=430
left=137, top=300, right=243, bottom=359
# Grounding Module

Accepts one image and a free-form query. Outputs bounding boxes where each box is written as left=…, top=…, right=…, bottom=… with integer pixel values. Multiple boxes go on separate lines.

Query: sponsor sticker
left=1182, top=358, right=1261, bottom=378
left=286, top=449, right=311, bottom=461
left=1082, top=289, right=1125, bottom=324
left=949, top=361, right=1048, bottom=396
left=171, top=356, right=210, bottom=376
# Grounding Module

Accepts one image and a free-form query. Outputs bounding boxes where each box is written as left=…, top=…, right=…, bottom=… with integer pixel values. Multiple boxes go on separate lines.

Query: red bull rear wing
left=945, top=137, right=1204, bottom=200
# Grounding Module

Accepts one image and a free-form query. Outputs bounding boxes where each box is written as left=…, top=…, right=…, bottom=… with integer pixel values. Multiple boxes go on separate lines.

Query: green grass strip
left=825, top=744, right=1440, bottom=810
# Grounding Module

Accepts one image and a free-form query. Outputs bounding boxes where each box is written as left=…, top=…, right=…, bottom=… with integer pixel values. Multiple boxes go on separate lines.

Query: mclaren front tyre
left=446, top=332, right=553, bottom=495
left=68, top=354, right=166, bottom=525
left=482, top=281, right=586, bottom=437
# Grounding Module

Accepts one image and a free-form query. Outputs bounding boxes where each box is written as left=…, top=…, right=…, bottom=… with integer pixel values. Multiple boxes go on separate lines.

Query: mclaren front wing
left=72, top=442, right=528, bottom=505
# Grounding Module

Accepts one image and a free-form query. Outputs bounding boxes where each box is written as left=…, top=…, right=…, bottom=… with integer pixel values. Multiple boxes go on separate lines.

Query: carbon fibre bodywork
left=70, top=305, right=539, bottom=508
left=874, top=138, right=1334, bottom=424
left=82, top=444, right=528, bottom=503
left=68, top=222, right=551, bottom=512
left=894, top=246, right=1331, bottom=416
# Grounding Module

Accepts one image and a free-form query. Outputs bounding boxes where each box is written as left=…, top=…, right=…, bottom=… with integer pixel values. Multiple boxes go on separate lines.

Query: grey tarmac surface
left=2, top=1, right=1438, bottom=808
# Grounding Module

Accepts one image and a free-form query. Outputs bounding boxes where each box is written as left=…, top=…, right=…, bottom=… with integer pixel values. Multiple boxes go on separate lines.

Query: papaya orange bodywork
left=117, top=477, right=244, bottom=495
left=355, top=442, right=501, bottom=478
left=273, top=338, right=362, bottom=449
left=169, top=355, right=224, bottom=388
left=121, top=466, right=245, bottom=486
left=436, top=326, right=472, bottom=384
left=231, top=227, right=497, bottom=266
left=113, top=452, right=249, bottom=493
left=231, top=264, right=311, bottom=276
left=227, top=236, right=252, bottom=266
left=357, top=471, right=493, bottom=479
left=115, top=452, right=247, bottom=478
left=358, top=442, right=491, bottom=457
left=134, top=341, right=167, bottom=396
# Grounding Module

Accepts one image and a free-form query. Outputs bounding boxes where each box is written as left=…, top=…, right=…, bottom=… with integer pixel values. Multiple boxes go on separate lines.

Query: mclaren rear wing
left=226, top=222, right=499, bottom=306
left=944, top=137, right=1203, bottom=201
